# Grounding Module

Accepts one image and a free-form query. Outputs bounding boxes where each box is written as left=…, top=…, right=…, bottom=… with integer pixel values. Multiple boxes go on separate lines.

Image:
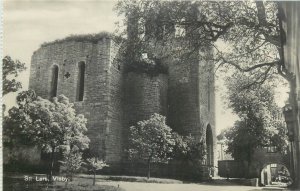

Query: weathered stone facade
left=280, top=2, right=300, bottom=188
left=29, top=33, right=216, bottom=174
left=30, top=38, right=124, bottom=162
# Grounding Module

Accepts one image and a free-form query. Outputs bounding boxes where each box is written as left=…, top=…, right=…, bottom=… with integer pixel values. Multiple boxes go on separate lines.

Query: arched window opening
left=50, top=65, right=59, bottom=97
left=76, top=61, right=85, bottom=101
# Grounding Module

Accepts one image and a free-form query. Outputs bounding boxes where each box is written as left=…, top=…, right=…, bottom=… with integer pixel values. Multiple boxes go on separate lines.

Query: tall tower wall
left=166, top=48, right=216, bottom=170
left=167, top=49, right=215, bottom=140
left=29, top=38, right=124, bottom=162
left=124, top=72, right=168, bottom=126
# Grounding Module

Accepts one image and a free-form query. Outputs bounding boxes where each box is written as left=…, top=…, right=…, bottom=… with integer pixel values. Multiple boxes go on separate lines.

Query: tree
left=172, top=133, right=206, bottom=163
left=86, top=158, right=108, bottom=186
left=115, top=1, right=292, bottom=87
left=171, top=133, right=207, bottom=179
left=224, top=75, right=288, bottom=164
left=127, top=113, right=175, bottom=179
left=216, top=129, right=227, bottom=142
left=225, top=119, right=266, bottom=164
left=4, top=90, right=90, bottom=178
left=2, top=56, right=26, bottom=96
left=60, top=148, right=84, bottom=181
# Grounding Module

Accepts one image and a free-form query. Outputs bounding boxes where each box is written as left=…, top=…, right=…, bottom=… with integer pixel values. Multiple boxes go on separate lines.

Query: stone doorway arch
left=260, top=163, right=292, bottom=187
left=206, top=124, right=214, bottom=167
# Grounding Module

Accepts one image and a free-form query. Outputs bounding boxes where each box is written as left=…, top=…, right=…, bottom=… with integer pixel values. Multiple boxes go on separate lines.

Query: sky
left=3, top=0, right=288, bottom=134
left=3, top=0, right=119, bottom=113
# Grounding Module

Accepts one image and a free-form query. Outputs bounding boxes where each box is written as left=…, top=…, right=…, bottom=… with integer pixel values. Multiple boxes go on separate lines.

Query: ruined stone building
left=29, top=14, right=216, bottom=176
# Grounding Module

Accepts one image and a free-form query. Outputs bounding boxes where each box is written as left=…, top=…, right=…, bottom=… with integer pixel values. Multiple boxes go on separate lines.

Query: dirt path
left=97, top=181, right=284, bottom=191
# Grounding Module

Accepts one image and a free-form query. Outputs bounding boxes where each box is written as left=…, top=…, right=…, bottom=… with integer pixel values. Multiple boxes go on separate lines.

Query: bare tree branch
left=255, top=1, right=268, bottom=26
left=213, top=44, right=279, bottom=72
left=255, top=2, right=281, bottom=47
left=241, top=65, right=272, bottom=90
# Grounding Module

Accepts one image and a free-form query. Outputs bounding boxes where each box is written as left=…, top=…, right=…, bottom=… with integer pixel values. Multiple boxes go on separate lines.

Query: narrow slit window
left=76, top=62, right=85, bottom=101
left=50, top=65, right=59, bottom=97
left=208, top=80, right=210, bottom=112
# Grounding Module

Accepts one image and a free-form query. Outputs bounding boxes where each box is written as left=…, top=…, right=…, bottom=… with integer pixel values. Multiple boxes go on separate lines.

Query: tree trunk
left=147, top=158, right=151, bottom=179
left=93, top=171, right=96, bottom=186
left=247, top=149, right=252, bottom=178
left=50, top=147, right=55, bottom=182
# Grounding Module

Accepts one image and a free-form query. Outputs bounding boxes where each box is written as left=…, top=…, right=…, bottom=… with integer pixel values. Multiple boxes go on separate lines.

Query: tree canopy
left=223, top=74, right=288, bottom=162
left=127, top=113, right=175, bottom=179
left=4, top=90, right=90, bottom=152
left=4, top=90, right=90, bottom=176
left=115, top=0, right=291, bottom=86
left=2, top=56, right=26, bottom=96
left=60, top=149, right=84, bottom=181
left=86, top=158, right=108, bottom=185
left=172, top=133, right=206, bottom=163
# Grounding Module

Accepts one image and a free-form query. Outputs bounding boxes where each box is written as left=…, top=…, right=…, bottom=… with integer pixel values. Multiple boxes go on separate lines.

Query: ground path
left=97, top=181, right=288, bottom=191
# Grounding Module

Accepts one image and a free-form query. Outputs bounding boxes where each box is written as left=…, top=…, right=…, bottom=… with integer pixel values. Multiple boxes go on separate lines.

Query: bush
left=41, top=32, right=123, bottom=47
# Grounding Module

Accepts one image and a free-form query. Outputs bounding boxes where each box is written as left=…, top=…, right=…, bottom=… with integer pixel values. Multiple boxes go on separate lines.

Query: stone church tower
left=29, top=11, right=216, bottom=177
left=29, top=35, right=124, bottom=163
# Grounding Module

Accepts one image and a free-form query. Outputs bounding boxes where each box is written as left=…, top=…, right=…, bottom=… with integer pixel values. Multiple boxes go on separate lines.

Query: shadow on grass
left=3, top=176, right=125, bottom=191
left=191, top=178, right=254, bottom=187
left=76, top=174, right=183, bottom=184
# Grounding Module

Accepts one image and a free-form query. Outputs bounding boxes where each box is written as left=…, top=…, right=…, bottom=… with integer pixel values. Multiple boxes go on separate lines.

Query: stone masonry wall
left=166, top=52, right=203, bottom=139
left=29, top=38, right=123, bottom=162
left=29, top=33, right=216, bottom=173
left=105, top=40, right=124, bottom=162
left=121, top=72, right=168, bottom=163
left=166, top=47, right=216, bottom=169
left=123, top=72, right=168, bottom=144
left=197, top=49, right=217, bottom=168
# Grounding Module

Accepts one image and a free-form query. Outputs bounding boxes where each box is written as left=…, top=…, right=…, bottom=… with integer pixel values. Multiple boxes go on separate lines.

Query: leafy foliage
left=115, top=1, right=290, bottom=86
left=5, top=90, right=90, bottom=151
left=86, top=158, right=108, bottom=185
left=4, top=90, right=90, bottom=176
left=2, top=56, right=26, bottom=96
left=224, top=75, right=288, bottom=162
left=86, top=158, right=108, bottom=172
left=172, top=133, right=206, bottom=162
left=41, top=32, right=123, bottom=47
left=60, top=149, right=84, bottom=180
left=127, top=113, right=175, bottom=178
left=216, top=129, right=227, bottom=141
left=124, top=57, right=168, bottom=76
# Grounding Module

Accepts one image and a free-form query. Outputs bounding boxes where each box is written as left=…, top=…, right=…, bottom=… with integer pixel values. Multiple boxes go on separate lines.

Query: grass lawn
left=3, top=176, right=125, bottom=191
left=5, top=173, right=269, bottom=191
left=76, top=174, right=183, bottom=184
